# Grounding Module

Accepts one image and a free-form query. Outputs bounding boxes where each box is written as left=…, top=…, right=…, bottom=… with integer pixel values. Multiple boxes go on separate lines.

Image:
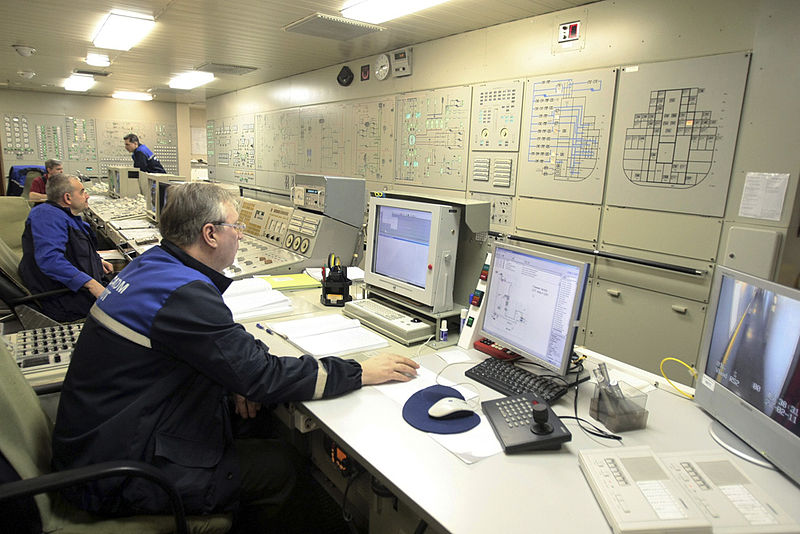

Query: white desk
left=242, top=289, right=800, bottom=534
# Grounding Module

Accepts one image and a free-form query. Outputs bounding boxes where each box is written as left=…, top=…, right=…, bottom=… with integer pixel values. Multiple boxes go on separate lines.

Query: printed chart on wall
left=395, top=86, right=470, bottom=190
left=517, top=68, right=616, bottom=204
left=297, top=103, right=347, bottom=176
left=255, top=109, right=299, bottom=173
left=606, top=52, right=750, bottom=216
left=211, top=115, right=255, bottom=184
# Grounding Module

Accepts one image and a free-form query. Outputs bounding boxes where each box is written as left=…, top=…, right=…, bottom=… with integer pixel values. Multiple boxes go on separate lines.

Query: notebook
left=266, top=314, right=389, bottom=357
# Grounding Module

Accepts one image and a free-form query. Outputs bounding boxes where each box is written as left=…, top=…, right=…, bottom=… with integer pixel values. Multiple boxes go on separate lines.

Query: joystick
left=531, top=403, right=554, bottom=435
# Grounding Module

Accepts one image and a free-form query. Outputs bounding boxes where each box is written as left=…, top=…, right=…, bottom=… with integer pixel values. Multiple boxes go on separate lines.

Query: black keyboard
left=465, top=358, right=568, bottom=404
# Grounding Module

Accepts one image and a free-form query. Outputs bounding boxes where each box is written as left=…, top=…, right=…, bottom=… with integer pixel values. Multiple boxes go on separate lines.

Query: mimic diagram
left=526, top=78, right=602, bottom=182
left=518, top=68, right=616, bottom=204
left=298, top=104, right=346, bottom=174
left=606, top=52, right=750, bottom=217
left=622, top=87, right=715, bottom=188
left=395, top=86, right=470, bottom=190
left=352, top=98, right=395, bottom=182
left=256, top=110, right=299, bottom=172
left=470, top=80, right=523, bottom=151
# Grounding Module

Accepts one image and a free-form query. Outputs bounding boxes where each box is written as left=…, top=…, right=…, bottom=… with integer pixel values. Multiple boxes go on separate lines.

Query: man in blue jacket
left=52, top=182, right=418, bottom=528
left=123, top=133, right=166, bottom=173
left=18, top=174, right=113, bottom=322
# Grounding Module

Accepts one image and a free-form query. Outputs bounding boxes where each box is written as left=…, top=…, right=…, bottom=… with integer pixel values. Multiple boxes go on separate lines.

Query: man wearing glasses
left=52, top=182, right=418, bottom=530
left=18, top=173, right=113, bottom=322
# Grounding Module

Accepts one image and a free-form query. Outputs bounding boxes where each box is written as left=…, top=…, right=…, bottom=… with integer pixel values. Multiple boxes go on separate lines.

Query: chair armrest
left=9, top=287, right=72, bottom=306
left=0, top=460, right=188, bottom=534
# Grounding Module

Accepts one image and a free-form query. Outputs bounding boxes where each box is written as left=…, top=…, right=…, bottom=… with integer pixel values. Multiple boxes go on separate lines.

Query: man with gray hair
left=27, top=158, right=63, bottom=202
left=52, top=182, right=418, bottom=529
left=18, top=173, right=112, bottom=322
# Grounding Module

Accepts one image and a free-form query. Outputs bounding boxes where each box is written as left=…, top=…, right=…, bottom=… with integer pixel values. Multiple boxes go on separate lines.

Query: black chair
left=0, top=340, right=232, bottom=533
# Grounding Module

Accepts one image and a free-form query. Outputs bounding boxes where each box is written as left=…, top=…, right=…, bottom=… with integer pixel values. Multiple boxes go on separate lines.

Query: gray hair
left=46, top=174, right=78, bottom=203
left=45, top=159, right=62, bottom=171
left=159, top=182, right=239, bottom=247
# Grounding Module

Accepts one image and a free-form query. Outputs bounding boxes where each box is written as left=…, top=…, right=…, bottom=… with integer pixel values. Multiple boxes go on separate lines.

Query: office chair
left=21, top=169, right=43, bottom=201
left=0, top=236, right=62, bottom=329
left=0, top=196, right=31, bottom=257
left=0, top=341, right=232, bottom=534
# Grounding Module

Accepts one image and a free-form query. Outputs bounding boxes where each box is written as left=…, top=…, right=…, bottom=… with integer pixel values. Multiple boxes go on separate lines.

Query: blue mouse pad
left=402, top=384, right=480, bottom=434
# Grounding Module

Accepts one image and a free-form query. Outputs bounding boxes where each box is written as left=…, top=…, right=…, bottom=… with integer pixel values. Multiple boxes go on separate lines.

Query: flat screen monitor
left=364, top=196, right=460, bottom=313
left=695, top=266, right=800, bottom=485
left=155, top=180, right=180, bottom=223
left=477, top=243, right=589, bottom=376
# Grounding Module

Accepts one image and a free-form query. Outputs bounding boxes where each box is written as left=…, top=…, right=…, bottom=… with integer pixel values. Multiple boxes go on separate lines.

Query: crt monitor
left=477, top=243, right=590, bottom=376
left=155, top=180, right=183, bottom=223
left=695, top=266, right=800, bottom=486
left=364, top=196, right=460, bottom=314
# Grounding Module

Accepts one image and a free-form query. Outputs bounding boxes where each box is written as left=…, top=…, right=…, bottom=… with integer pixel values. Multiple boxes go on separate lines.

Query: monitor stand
left=708, top=421, right=775, bottom=470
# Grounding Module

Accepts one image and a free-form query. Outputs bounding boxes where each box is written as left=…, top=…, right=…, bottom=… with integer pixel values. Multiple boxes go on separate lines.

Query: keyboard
left=465, top=357, right=568, bottom=403
left=343, top=298, right=435, bottom=345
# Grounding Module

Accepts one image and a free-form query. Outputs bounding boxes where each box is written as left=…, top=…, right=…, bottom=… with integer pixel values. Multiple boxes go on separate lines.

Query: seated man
left=18, top=174, right=112, bottom=322
left=123, top=133, right=166, bottom=173
left=52, top=182, right=418, bottom=528
left=28, top=158, right=63, bottom=202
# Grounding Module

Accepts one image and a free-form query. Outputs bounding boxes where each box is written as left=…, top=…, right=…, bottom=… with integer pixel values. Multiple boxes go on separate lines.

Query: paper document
left=260, top=273, right=321, bottom=290
left=223, top=277, right=292, bottom=321
left=267, top=314, right=388, bottom=357
left=305, top=266, right=365, bottom=281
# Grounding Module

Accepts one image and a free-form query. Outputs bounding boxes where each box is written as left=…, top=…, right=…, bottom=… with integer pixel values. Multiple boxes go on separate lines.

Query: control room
left=1, top=1, right=799, bottom=533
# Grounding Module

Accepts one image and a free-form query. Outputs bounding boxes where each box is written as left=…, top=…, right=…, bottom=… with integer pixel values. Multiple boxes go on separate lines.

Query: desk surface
left=243, top=289, right=800, bottom=534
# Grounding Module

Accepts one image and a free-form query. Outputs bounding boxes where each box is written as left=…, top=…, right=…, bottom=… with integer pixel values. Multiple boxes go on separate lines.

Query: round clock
left=374, top=54, right=391, bottom=81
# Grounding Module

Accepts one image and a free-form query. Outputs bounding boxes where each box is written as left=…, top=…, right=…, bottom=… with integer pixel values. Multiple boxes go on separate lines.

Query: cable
left=569, top=369, right=623, bottom=442
left=341, top=467, right=365, bottom=532
left=659, top=357, right=697, bottom=399
left=414, top=519, right=429, bottom=534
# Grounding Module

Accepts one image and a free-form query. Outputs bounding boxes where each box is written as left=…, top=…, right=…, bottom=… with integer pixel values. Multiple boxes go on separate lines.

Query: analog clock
left=374, top=54, right=391, bottom=81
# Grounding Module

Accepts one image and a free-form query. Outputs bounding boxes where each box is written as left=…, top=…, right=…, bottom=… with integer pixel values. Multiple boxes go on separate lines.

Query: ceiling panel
left=0, top=0, right=598, bottom=105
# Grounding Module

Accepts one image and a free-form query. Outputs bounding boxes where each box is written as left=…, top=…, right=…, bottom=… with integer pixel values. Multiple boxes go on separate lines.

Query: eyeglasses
left=211, top=222, right=246, bottom=235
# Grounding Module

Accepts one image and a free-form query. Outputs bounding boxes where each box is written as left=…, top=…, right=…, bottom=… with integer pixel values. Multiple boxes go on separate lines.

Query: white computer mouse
left=427, top=397, right=475, bottom=419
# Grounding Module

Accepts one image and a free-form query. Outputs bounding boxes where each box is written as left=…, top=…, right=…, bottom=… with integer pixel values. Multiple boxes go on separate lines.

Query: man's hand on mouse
left=361, top=353, right=420, bottom=385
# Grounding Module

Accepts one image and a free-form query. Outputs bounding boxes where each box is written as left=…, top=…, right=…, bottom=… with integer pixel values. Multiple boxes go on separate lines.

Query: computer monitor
left=108, top=166, right=139, bottom=198
left=107, top=168, right=120, bottom=196
left=477, top=243, right=590, bottom=376
left=364, top=196, right=460, bottom=313
left=694, top=266, right=800, bottom=485
left=155, top=180, right=182, bottom=223
left=144, top=176, right=159, bottom=220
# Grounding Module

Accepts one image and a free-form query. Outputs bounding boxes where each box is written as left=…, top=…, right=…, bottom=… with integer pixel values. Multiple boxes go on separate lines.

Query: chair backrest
left=0, top=236, right=61, bottom=329
left=0, top=341, right=59, bottom=526
left=0, top=196, right=31, bottom=257
left=22, top=170, right=43, bottom=200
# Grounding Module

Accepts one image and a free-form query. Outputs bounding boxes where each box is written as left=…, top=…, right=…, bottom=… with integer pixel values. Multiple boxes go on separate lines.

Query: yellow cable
left=659, top=357, right=697, bottom=399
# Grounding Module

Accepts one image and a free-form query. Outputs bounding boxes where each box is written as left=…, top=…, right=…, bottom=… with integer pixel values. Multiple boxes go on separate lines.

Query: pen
left=256, top=323, right=288, bottom=339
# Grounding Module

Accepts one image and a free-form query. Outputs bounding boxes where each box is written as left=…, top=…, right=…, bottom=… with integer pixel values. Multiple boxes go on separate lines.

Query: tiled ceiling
left=0, top=0, right=597, bottom=105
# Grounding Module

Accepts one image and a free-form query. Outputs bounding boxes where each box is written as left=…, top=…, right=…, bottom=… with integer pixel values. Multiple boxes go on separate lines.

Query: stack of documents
left=259, top=273, right=320, bottom=290
left=266, top=314, right=388, bottom=357
left=223, top=277, right=292, bottom=321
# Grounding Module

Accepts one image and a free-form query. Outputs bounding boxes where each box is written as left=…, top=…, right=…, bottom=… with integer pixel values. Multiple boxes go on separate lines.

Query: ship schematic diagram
left=526, top=78, right=602, bottom=182
left=623, top=87, right=717, bottom=188
left=488, top=273, right=528, bottom=328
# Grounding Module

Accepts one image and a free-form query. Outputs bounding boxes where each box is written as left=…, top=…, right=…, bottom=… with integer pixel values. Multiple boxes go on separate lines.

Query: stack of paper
left=267, top=314, right=388, bottom=357
left=259, top=273, right=320, bottom=290
left=223, top=277, right=292, bottom=321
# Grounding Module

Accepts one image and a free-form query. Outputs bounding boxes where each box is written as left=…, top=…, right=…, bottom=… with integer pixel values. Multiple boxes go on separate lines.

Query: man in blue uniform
left=123, top=133, right=166, bottom=173
left=52, top=182, right=418, bottom=528
left=18, top=174, right=113, bottom=322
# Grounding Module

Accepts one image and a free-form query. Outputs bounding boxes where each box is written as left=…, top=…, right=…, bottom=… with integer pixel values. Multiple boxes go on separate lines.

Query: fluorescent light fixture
left=112, top=91, right=153, bottom=101
left=168, top=71, right=215, bottom=90
left=64, top=73, right=95, bottom=92
left=86, top=52, right=110, bottom=67
left=92, top=9, right=155, bottom=51
left=340, top=0, right=451, bottom=24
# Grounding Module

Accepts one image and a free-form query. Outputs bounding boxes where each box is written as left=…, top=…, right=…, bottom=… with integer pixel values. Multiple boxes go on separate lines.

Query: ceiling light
left=113, top=91, right=153, bottom=101
left=86, top=52, right=111, bottom=67
left=64, top=73, right=95, bottom=92
left=12, top=45, right=36, bottom=57
left=92, top=9, right=155, bottom=51
left=168, top=71, right=215, bottom=90
left=17, top=71, right=36, bottom=80
left=340, top=0, right=451, bottom=24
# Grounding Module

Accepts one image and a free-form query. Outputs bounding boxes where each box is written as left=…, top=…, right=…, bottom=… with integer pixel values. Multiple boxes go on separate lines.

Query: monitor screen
left=364, top=196, right=460, bottom=313
left=373, top=205, right=432, bottom=289
left=695, top=267, right=800, bottom=485
left=156, top=181, right=173, bottom=222
left=478, top=243, right=589, bottom=376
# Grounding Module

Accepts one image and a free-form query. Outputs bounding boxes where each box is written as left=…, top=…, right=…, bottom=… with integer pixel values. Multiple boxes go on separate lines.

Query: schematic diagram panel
left=256, top=109, right=299, bottom=173
left=518, top=68, right=616, bottom=204
left=352, top=97, right=395, bottom=182
left=606, top=52, right=750, bottom=216
left=297, top=103, right=346, bottom=175
left=99, top=119, right=178, bottom=175
left=2, top=114, right=36, bottom=160
left=470, top=80, right=523, bottom=152
left=395, top=86, right=471, bottom=190
left=206, top=120, right=216, bottom=166
left=65, top=116, right=97, bottom=163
